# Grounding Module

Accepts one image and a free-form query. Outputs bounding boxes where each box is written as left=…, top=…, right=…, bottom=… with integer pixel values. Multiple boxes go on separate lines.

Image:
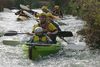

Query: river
left=0, top=9, right=100, bottom=67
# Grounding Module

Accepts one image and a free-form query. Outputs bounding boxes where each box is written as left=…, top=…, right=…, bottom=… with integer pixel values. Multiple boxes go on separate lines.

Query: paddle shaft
left=60, top=37, right=69, bottom=44
left=60, top=37, right=76, bottom=45
left=29, top=46, right=32, bottom=59
left=16, top=33, right=29, bottom=34
left=4, top=32, right=27, bottom=36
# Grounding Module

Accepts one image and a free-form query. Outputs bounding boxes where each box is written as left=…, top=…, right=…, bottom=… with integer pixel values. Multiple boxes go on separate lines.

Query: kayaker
left=15, top=9, right=30, bottom=21
left=41, top=6, right=61, bottom=19
left=32, top=13, right=58, bottom=43
left=41, top=6, right=50, bottom=13
left=32, top=27, right=52, bottom=43
left=52, top=5, right=63, bottom=18
left=15, top=4, right=37, bottom=21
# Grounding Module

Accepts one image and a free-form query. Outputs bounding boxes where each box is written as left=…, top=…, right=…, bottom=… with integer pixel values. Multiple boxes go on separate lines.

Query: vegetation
left=63, top=0, right=100, bottom=49
left=0, top=0, right=15, bottom=11
left=0, top=0, right=42, bottom=11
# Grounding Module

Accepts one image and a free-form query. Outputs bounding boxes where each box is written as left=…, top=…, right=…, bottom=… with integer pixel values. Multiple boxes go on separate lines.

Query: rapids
left=0, top=9, right=100, bottom=67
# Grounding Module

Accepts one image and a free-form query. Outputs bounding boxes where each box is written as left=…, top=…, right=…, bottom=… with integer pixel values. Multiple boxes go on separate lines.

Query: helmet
left=41, top=6, right=48, bottom=10
left=34, top=27, right=43, bottom=33
left=39, top=13, right=47, bottom=18
left=38, top=13, right=47, bottom=24
left=41, top=6, right=49, bottom=13
left=54, top=5, right=59, bottom=9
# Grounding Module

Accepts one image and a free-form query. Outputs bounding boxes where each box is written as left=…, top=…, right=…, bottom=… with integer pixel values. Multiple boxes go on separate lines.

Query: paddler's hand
left=47, top=32, right=52, bottom=35
left=43, top=29, right=48, bottom=33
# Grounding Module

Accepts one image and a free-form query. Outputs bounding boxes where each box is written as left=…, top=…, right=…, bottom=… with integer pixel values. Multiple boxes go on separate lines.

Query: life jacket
left=50, top=20, right=61, bottom=31
left=33, top=34, right=47, bottom=43
left=39, top=22, right=57, bottom=32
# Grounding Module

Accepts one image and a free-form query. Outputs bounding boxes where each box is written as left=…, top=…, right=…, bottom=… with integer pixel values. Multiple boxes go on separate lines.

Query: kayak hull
left=17, top=16, right=28, bottom=21
left=22, top=42, right=61, bottom=60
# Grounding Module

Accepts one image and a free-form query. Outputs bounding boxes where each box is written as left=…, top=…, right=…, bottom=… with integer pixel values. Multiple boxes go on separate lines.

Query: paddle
left=59, top=37, right=75, bottom=44
left=57, top=31, right=73, bottom=37
left=23, top=10, right=40, bottom=22
left=20, top=4, right=30, bottom=11
left=3, top=30, right=73, bottom=37
left=20, top=4, right=38, bottom=20
left=2, top=30, right=72, bottom=45
left=4, top=31, right=30, bottom=36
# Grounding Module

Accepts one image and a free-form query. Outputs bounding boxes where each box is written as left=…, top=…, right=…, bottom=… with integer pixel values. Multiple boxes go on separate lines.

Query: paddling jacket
left=32, top=22, right=58, bottom=33
left=33, top=34, right=48, bottom=43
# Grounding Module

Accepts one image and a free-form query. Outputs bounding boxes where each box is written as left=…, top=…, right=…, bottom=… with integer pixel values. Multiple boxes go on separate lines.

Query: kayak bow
left=22, top=41, right=61, bottom=60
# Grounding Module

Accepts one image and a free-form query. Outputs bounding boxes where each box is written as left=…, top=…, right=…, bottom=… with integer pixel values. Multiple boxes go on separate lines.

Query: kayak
left=17, top=16, right=29, bottom=21
left=22, top=42, right=61, bottom=60
left=2, top=36, right=20, bottom=45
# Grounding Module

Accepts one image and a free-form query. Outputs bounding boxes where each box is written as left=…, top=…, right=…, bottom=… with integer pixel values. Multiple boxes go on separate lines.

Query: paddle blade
left=3, top=40, right=20, bottom=45
left=20, top=4, right=30, bottom=10
left=4, top=31, right=17, bottom=36
left=57, top=31, right=73, bottom=37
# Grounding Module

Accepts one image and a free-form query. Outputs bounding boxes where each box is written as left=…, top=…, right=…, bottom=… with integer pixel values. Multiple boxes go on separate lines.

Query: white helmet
left=34, top=27, right=43, bottom=33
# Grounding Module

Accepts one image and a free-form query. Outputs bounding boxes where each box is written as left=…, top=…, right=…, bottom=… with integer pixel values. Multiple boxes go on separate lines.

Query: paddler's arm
left=32, top=24, right=39, bottom=33
left=26, top=32, right=34, bottom=35
left=47, top=30, right=58, bottom=35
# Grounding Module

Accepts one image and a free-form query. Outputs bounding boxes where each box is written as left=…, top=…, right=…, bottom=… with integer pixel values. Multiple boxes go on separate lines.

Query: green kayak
left=22, top=42, right=61, bottom=60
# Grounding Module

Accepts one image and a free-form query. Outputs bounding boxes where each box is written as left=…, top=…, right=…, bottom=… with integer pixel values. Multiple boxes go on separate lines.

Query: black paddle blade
left=57, top=31, right=73, bottom=37
left=4, top=31, right=17, bottom=36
